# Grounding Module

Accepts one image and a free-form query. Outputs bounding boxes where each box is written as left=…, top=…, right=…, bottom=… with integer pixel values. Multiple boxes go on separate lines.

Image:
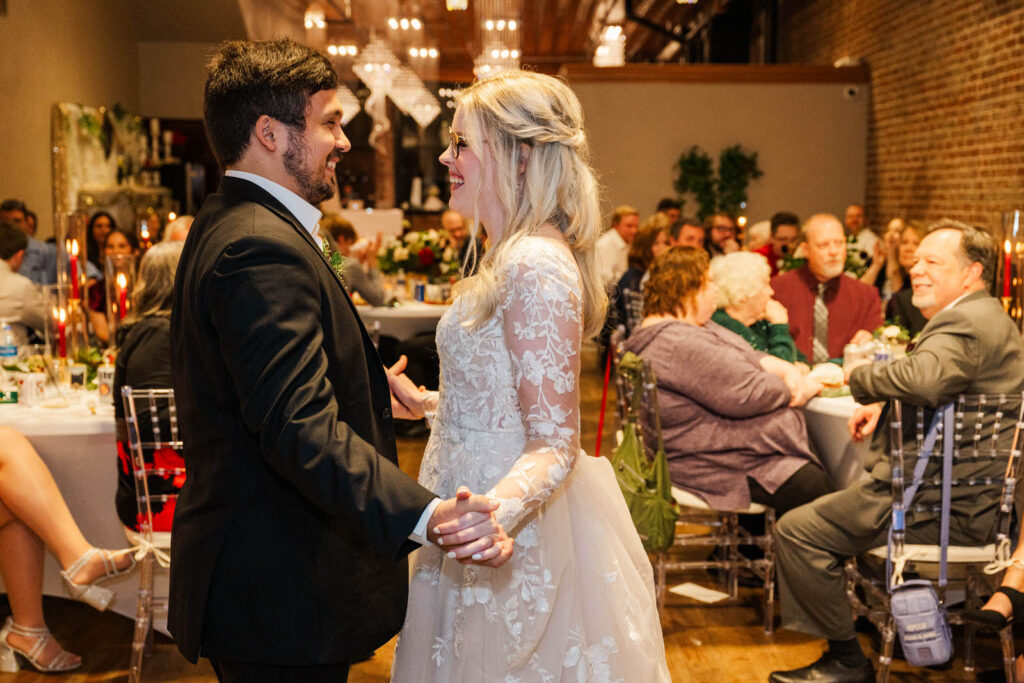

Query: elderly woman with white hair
left=710, top=251, right=799, bottom=362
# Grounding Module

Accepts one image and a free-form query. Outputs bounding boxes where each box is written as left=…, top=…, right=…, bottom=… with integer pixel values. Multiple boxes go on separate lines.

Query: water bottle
left=0, top=322, right=17, bottom=370
left=0, top=321, right=18, bottom=400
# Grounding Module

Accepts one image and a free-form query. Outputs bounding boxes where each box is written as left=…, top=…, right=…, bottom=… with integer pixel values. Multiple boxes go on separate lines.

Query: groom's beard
left=284, top=128, right=337, bottom=205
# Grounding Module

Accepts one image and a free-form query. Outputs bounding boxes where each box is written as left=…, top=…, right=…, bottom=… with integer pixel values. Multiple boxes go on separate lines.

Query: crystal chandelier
left=352, top=38, right=400, bottom=145
left=335, top=85, right=361, bottom=126
left=473, top=0, right=521, bottom=78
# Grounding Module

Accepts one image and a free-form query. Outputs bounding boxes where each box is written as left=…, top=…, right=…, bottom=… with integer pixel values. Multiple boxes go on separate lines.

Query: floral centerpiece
left=377, top=229, right=461, bottom=280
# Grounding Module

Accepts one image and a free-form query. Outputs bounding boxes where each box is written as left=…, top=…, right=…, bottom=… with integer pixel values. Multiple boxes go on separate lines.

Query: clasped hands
left=385, top=356, right=515, bottom=568
left=427, top=487, right=515, bottom=568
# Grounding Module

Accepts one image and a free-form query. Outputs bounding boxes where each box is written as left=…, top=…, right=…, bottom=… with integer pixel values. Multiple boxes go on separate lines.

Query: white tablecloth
left=803, top=394, right=878, bottom=489
left=0, top=398, right=168, bottom=633
left=356, top=301, right=450, bottom=341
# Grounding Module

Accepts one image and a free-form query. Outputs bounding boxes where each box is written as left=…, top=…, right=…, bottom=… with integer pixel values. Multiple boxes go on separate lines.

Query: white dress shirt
left=0, top=260, right=45, bottom=346
left=595, top=228, right=629, bottom=289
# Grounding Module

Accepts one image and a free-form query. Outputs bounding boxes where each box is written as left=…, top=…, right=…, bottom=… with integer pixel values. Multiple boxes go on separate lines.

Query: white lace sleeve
left=486, top=248, right=582, bottom=532
left=421, top=390, right=439, bottom=426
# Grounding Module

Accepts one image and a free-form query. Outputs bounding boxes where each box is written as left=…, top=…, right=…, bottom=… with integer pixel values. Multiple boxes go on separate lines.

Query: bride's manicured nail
left=433, top=526, right=441, bottom=536
left=472, top=553, right=482, bottom=560
left=447, top=550, right=456, bottom=558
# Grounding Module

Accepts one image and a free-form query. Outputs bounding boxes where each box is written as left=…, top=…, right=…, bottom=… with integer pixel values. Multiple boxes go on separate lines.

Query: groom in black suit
left=169, top=39, right=511, bottom=682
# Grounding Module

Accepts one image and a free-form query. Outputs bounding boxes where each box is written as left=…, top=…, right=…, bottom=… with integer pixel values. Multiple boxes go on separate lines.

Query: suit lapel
left=218, top=176, right=385, bottom=364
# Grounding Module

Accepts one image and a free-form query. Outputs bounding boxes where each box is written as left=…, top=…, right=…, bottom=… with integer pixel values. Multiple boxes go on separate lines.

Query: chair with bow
left=844, top=393, right=1023, bottom=682
left=121, top=386, right=181, bottom=683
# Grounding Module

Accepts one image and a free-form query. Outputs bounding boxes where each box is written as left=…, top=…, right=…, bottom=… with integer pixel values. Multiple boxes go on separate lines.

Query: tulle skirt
left=392, top=455, right=671, bottom=682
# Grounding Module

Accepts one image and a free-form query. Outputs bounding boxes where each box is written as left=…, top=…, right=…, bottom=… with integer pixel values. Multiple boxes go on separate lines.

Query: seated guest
left=743, top=220, right=771, bottom=251
left=710, top=251, right=798, bottom=362
left=441, top=208, right=481, bottom=275
left=623, top=247, right=830, bottom=517
left=655, top=197, right=682, bottom=224
left=161, top=215, right=194, bottom=243
left=753, top=211, right=800, bottom=277
left=0, top=222, right=45, bottom=346
left=670, top=216, right=705, bottom=250
left=772, top=214, right=882, bottom=364
left=320, top=214, right=385, bottom=306
left=704, top=211, right=740, bottom=256
left=771, top=221, right=1024, bottom=683
left=88, top=227, right=141, bottom=344
left=882, top=221, right=928, bottom=335
left=614, top=222, right=670, bottom=331
left=596, top=205, right=639, bottom=290
left=0, top=427, right=134, bottom=672
left=0, top=199, right=56, bottom=286
left=85, top=211, right=116, bottom=274
left=844, top=203, right=878, bottom=272
left=113, top=242, right=184, bottom=533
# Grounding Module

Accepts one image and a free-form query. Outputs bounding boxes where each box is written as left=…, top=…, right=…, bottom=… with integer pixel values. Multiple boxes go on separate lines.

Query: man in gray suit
left=770, top=220, right=1024, bottom=683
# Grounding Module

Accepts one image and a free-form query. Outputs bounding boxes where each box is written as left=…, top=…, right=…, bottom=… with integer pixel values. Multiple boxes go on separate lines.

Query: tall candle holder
left=105, top=253, right=137, bottom=342
left=43, top=284, right=88, bottom=367
left=996, top=210, right=1024, bottom=331
left=56, top=212, right=89, bottom=304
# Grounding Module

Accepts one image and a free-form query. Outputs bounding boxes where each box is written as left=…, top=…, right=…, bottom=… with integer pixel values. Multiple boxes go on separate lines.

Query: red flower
left=418, top=247, right=435, bottom=267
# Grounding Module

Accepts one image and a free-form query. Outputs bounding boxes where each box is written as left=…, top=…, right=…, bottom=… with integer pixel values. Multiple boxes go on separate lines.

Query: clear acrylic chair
left=620, top=288, right=645, bottom=336
left=121, top=386, right=183, bottom=683
left=844, top=394, right=1023, bottom=682
left=613, top=351, right=776, bottom=632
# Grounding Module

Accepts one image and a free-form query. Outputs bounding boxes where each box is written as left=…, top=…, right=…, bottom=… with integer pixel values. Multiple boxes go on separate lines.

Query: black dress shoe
left=769, top=654, right=874, bottom=683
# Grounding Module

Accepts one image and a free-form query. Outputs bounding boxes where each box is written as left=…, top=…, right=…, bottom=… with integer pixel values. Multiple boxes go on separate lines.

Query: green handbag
left=610, top=352, right=679, bottom=552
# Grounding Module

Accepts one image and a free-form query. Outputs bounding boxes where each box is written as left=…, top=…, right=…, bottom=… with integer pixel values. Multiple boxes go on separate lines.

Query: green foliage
left=673, top=144, right=763, bottom=221
left=673, top=146, right=715, bottom=220
left=77, top=111, right=108, bottom=147
left=717, top=145, right=762, bottom=215
left=321, top=238, right=347, bottom=281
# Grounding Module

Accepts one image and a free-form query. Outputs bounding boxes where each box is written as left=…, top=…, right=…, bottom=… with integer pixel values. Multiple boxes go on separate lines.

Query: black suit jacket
left=169, top=176, right=436, bottom=664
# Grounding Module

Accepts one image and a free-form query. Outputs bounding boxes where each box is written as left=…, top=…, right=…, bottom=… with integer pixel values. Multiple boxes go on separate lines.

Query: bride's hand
left=386, top=355, right=428, bottom=419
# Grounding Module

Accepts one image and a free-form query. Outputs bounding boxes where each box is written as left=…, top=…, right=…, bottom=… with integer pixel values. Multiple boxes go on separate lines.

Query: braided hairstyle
left=455, top=70, right=607, bottom=338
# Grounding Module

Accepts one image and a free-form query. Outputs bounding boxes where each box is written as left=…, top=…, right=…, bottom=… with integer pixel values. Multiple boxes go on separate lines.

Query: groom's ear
left=252, top=115, right=284, bottom=154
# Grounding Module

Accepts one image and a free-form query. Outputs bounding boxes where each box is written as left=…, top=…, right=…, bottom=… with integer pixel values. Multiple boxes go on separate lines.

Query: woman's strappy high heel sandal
left=0, top=617, right=81, bottom=673
left=60, top=547, right=136, bottom=611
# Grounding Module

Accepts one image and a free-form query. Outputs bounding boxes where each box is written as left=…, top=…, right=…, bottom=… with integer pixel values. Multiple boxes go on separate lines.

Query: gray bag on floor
left=888, top=405, right=953, bottom=667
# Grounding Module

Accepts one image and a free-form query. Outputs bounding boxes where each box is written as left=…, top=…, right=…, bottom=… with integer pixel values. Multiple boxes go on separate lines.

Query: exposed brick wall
left=778, top=0, right=1024, bottom=234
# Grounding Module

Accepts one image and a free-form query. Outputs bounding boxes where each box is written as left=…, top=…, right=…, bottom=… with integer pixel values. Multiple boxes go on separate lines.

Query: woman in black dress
left=113, top=241, right=183, bottom=532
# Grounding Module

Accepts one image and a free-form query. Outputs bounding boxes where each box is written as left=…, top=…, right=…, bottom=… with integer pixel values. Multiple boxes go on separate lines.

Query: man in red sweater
left=753, top=211, right=800, bottom=277
left=771, top=214, right=881, bottom=363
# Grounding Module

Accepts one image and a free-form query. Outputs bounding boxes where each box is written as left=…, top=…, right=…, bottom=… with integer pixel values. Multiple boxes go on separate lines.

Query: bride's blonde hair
left=456, top=70, right=607, bottom=338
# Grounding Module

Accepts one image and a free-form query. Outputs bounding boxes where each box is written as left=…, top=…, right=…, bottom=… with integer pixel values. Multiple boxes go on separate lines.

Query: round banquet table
left=355, top=300, right=450, bottom=341
left=0, top=398, right=168, bottom=633
left=803, top=394, right=879, bottom=489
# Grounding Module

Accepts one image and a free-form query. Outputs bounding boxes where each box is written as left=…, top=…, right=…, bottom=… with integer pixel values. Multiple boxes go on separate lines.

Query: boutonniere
left=321, top=236, right=347, bottom=283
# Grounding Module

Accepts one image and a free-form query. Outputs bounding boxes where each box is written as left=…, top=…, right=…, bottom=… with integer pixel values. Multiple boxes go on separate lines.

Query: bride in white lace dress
left=388, top=71, right=669, bottom=682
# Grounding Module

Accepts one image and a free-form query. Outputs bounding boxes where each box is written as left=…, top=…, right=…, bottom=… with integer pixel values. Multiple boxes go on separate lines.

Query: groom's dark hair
left=203, top=38, right=339, bottom=167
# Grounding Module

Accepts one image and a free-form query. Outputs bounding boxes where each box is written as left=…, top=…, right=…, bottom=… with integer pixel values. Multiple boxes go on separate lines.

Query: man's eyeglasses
left=449, top=128, right=468, bottom=159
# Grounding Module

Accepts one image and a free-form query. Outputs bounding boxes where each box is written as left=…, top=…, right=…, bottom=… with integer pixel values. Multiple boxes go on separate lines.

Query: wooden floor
left=0, top=343, right=1014, bottom=681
